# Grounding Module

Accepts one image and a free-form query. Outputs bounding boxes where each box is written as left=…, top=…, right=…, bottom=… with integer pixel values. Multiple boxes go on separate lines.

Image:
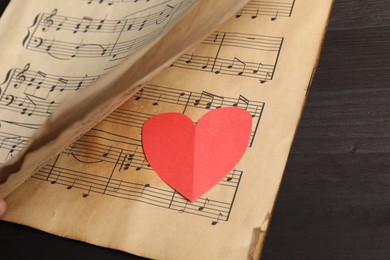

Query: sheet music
left=0, top=0, right=196, bottom=165
left=1, top=0, right=333, bottom=259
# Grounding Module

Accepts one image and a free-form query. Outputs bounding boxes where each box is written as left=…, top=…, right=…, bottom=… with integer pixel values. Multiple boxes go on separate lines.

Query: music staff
left=171, top=32, right=283, bottom=84
left=62, top=136, right=242, bottom=187
left=133, top=84, right=264, bottom=119
left=173, top=54, right=275, bottom=82
left=1, top=94, right=57, bottom=118
left=203, top=32, right=283, bottom=52
left=39, top=4, right=183, bottom=34
left=1, top=64, right=100, bottom=97
left=33, top=162, right=237, bottom=223
left=235, top=0, right=296, bottom=20
left=23, top=1, right=193, bottom=61
left=0, top=132, right=29, bottom=162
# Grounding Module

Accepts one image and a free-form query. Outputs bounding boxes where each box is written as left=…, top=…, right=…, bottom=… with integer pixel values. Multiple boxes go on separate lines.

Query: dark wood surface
left=1, top=1, right=389, bottom=259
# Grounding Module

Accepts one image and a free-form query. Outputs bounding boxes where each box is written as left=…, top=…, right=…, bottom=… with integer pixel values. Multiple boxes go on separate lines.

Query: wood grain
left=261, top=1, right=390, bottom=259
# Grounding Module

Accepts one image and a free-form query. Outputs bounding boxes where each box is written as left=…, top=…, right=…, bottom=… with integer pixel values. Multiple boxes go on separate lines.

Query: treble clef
left=42, top=9, right=57, bottom=32
left=14, top=63, right=30, bottom=89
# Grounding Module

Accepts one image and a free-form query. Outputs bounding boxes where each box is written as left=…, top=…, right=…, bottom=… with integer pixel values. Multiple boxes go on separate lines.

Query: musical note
left=178, top=200, right=188, bottom=213
left=19, top=96, right=36, bottom=116
left=198, top=198, right=209, bottom=211
left=50, top=78, right=68, bottom=93
left=102, top=146, right=112, bottom=157
left=233, top=95, right=249, bottom=110
left=46, top=101, right=56, bottom=115
left=211, top=213, right=223, bottom=225
left=226, top=171, right=236, bottom=182
left=185, top=53, right=194, bottom=64
left=152, top=94, right=161, bottom=106
left=24, top=71, right=48, bottom=99
left=271, top=10, right=279, bottom=21
left=96, top=15, right=107, bottom=30
left=82, top=186, right=92, bottom=198
left=156, top=5, right=174, bottom=24
left=253, top=62, right=263, bottom=74
left=134, top=89, right=143, bottom=101
left=234, top=0, right=294, bottom=20
left=135, top=158, right=149, bottom=171
left=140, top=183, right=151, bottom=197
left=194, top=91, right=224, bottom=109
left=119, top=151, right=135, bottom=171
left=236, top=9, right=243, bottom=18
left=51, top=173, right=61, bottom=184
left=67, top=178, right=77, bottom=190
left=251, top=9, right=259, bottom=19
left=260, top=72, right=271, bottom=84
left=227, top=57, right=246, bottom=76
left=55, top=16, right=68, bottom=31
left=33, top=162, right=238, bottom=224
left=112, top=180, right=122, bottom=192
left=73, top=16, right=93, bottom=33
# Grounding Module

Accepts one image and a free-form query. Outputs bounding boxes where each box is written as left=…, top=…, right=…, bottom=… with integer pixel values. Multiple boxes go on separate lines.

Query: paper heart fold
left=142, top=107, right=252, bottom=201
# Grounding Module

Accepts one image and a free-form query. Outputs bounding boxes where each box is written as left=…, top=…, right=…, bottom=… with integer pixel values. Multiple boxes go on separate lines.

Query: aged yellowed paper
left=1, top=0, right=333, bottom=259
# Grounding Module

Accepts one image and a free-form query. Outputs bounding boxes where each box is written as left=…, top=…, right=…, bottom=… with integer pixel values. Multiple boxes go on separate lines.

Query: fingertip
left=0, top=199, right=7, bottom=217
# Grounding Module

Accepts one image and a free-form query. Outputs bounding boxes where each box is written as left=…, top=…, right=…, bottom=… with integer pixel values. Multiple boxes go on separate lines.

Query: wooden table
left=1, top=1, right=389, bottom=259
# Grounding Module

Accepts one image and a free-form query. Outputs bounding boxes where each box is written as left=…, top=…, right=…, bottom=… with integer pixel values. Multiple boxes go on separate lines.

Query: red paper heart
left=142, top=107, right=252, bottom=201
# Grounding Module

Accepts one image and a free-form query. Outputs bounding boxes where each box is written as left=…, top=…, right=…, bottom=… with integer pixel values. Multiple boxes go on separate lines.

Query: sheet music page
left=2, top=0, right=333, bottom=259
left=0, top=0, right=195, bottom=149
left=0, top=0, right=249, bottom=196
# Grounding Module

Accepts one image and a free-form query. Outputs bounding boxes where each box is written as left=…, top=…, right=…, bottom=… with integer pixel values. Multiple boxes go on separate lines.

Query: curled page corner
left=0, top=0, right=251, bottom=198
left=142, top=107, right=252, bottom=201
